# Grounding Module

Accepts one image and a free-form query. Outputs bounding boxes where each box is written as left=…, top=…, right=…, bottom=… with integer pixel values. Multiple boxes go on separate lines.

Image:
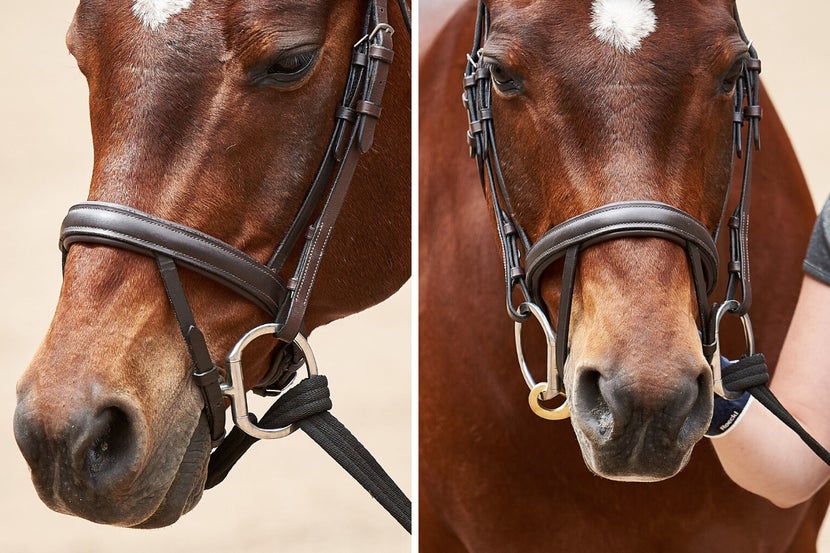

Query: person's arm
left=712, top=274, right=830, bottom=508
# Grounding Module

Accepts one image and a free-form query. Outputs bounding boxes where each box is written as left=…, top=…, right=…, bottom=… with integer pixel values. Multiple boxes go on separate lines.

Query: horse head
left=474, top=0, right=749, bottom=481
left=14, top=0, right=409, bottom=528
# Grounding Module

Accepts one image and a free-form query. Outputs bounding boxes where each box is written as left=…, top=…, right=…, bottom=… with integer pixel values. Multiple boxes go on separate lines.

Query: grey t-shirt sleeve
left=804, top=196, right=830, bottom=286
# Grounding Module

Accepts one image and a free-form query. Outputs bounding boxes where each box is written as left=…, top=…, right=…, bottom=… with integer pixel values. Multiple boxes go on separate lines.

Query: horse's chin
left=131, top=415, right=212, bottom=528
left=572, top=422, right=696, bottom=483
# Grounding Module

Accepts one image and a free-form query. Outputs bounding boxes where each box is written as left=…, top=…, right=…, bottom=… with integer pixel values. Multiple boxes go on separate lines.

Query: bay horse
left=420, top=0, right=830, bottom=550
left=13, top=0, right=410, bottom=530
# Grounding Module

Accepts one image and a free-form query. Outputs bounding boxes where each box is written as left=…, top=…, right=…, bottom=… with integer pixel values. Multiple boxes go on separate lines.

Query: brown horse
left=13, top=0, right=410, bottom=529
left=420, top=0, right=829, bottom=550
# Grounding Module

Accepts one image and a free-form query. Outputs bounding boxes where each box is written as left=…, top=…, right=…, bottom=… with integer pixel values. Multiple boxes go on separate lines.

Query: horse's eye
left=485, top=61, right=523, bottom=95
left=255, top=48, right=319, bottom=87
left=721, top=58, right=746, bottom=95
left=267, top=51, right=316, bottom=76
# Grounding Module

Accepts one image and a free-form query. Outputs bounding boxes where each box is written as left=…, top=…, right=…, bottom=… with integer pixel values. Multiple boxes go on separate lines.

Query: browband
left=60, top=202, right=286, bottom=317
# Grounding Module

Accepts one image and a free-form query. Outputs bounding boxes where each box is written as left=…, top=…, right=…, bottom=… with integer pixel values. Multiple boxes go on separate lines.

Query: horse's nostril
left=76, top=406, right=137, bottom=482
left=15, top=395, right=148, bottom=515
left=573, top=369, right=614, bottom=437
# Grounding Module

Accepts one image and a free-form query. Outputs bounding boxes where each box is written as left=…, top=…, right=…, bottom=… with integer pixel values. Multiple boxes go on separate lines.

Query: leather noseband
left=61, top=202, right=287, bottom=316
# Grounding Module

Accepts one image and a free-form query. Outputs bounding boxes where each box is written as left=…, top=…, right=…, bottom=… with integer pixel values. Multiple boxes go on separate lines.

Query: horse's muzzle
left=569, top=360, right=713, bottom=481
left=13, top=394, right=151, bottom=522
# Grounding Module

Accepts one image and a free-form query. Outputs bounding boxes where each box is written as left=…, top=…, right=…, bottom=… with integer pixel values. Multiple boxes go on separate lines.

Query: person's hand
left=706, top=356, right=753, bottom=438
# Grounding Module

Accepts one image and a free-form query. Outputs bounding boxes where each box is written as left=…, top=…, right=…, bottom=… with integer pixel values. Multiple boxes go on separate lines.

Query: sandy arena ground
left=0, top=1, right=410, bottom=552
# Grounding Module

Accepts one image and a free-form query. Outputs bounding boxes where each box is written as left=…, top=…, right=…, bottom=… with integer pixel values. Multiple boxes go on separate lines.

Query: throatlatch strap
left=722, top=354, right=830, bottom=465
left=206, top=375, right=412, bottom=532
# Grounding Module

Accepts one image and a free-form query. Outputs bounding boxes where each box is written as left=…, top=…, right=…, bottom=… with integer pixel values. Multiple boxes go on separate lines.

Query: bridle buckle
left=354, top=23, right=395, bottom=48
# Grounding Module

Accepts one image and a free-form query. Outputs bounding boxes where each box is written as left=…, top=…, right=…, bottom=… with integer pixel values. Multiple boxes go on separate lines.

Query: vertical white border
left=410, top=0, right=420, bottom=548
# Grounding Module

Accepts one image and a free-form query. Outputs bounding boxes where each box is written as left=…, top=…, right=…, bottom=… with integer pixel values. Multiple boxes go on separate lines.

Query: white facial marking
left=591, top=0, right=657, bottom=53
left=132, top=0, right=193, bottom=31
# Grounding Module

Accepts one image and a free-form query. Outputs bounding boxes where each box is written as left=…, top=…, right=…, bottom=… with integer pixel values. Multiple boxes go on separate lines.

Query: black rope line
left=722, top=354, right=830, bottom=465
left=206, top=375, right=412, bottom=532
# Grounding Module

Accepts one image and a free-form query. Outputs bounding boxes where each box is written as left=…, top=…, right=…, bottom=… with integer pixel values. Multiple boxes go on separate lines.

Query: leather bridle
left=463, top=1, right=762, bottom=419
left=58, top=1, right=411, bottom=526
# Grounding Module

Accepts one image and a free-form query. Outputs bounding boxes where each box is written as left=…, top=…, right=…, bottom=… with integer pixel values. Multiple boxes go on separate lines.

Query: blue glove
left=706, top=356, right=753, bottom=438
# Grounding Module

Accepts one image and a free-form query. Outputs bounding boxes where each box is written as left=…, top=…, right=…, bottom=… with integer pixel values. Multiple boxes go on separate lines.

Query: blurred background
left=0, top=1, right=410, bottom=551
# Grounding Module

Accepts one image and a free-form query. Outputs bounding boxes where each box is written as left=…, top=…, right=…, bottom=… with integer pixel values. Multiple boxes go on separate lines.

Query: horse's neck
left=419, top=0, right=517, bottom=399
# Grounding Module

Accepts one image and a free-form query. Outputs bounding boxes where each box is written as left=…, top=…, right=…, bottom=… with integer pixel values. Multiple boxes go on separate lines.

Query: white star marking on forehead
left=132, top=0, right=193, bottom=31
left=590, top=0, right=657, bottom=53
